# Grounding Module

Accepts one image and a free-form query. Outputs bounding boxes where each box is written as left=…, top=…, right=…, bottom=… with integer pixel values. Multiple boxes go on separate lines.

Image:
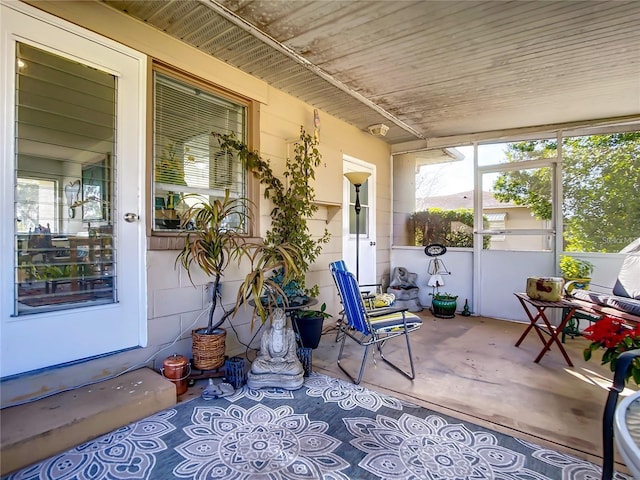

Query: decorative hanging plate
left=424, top=243, right=447, bottom=257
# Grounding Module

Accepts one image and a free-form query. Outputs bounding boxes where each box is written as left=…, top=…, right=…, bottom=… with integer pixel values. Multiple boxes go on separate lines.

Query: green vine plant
left=212, top=126, right=331, bottom=299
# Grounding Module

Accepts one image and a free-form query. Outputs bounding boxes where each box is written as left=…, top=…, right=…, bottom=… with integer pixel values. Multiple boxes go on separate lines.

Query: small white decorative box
left=526, top=277, right=564, bottom=302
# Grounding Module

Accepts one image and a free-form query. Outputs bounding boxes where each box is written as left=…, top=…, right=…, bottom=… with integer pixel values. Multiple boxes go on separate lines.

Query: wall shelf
left=313, top=201, right=341, bottom=224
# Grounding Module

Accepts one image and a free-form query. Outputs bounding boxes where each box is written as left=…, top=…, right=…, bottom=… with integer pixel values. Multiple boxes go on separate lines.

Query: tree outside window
left=493, top=132, right=640, bottom=253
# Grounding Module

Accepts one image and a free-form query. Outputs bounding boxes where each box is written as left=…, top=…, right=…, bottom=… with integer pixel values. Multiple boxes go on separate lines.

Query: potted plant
left=255, top=267, right=332, bottom=349
left=176, top=190, right=301, bottom=370
left=583, top=316, right=640, bottom=385
left=559, top=255, right=594, bottom=292
left=290, top=302, right=331, bottom=349
left=260, top=127, right=331, bottom=298
left=175, top=190, right=250, bottom=370
left=234, top=242, right=303, bottom=328
left=213, top=126, right=331, bottom=347
left=430, top=292, right=458, bottom=318
left=258, top=266, right=309, bottom=308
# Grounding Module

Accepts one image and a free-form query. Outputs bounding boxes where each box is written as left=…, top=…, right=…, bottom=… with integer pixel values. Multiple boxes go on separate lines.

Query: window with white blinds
left=14, top=42, right=116, bottom=315
left=153, top=72, right=247, bottom=232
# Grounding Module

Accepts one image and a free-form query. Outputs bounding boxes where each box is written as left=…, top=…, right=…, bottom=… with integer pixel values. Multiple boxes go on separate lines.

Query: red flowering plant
left=583, top=316, right=640, bottom=385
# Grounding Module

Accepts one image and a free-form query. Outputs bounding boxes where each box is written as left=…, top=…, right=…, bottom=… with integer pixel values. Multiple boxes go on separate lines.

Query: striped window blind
left=153, top=72, right=247, bottom=232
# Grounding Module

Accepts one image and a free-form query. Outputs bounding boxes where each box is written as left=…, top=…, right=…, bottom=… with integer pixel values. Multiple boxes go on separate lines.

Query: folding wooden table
left=514, top=292, right=578, bottom=367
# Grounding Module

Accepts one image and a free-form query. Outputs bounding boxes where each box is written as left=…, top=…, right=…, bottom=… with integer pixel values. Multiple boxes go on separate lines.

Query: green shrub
left=559, top=255, right=594, bottom=279
left=411, top=208, right=490, bottom=249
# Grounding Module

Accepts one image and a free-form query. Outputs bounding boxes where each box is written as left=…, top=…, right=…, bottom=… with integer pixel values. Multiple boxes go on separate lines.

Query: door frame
left=0, top=1, right=148, bottom=377
left=342, top=155, right=376, bottom=285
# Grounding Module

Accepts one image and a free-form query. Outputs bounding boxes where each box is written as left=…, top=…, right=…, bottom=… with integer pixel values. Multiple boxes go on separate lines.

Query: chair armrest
left=368, top=306, right=409, bottom=317
left=364, top=306, right=398, bottom=315
left=602, top=348, right=640, bottom=480
left=359, top=283, right=383, bottom=296
left=611, top=349, right=640, bottom=392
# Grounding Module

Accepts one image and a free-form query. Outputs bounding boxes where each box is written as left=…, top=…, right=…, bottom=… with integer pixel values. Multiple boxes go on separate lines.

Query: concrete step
left=0, top=368, right=176, bottom=476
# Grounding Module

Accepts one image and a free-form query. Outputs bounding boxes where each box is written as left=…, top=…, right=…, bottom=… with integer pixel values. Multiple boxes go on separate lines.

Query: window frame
left=475, top=136, right=560, bottom=242
left=16, top=176, right=59, bottom=235
left=147, top=63, right=261, bottom=249
left=422, top=123, right=639, bottom=253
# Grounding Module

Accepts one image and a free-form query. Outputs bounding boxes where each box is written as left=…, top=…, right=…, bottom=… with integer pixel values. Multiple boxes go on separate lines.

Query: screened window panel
left=561, top=132, right=640, bottom=253
left=14, top=42, right=116, bottom=315
left=153, top=73, right=247, bottom=231
left=478, top=138, right=557, bottom=166
left=478, top=166, right=554, bottom=252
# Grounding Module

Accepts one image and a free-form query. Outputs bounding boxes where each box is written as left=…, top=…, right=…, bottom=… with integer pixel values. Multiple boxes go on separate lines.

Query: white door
left=343, top=156, right=376, bottom=285
left=0, top=3, right=147, bottom=377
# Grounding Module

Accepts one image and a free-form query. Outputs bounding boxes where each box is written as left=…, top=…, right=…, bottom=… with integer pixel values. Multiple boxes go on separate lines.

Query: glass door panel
left=14, top=42, right=116, bottom=315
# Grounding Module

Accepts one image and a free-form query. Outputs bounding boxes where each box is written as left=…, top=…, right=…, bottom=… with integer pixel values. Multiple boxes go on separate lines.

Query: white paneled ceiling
left=104, top=0, right=640, bottom=146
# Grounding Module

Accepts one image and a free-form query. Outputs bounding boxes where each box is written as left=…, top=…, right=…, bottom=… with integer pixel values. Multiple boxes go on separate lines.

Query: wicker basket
left=191, top=328, right=226, bottom=370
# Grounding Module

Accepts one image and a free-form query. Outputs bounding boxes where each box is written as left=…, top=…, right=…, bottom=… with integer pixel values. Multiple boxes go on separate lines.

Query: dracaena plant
left=176, top=190, right=301, bottom=333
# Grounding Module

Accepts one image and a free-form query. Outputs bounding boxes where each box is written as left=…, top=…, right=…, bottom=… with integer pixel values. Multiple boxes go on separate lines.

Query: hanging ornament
left=425, top=244, right=450, bottom=287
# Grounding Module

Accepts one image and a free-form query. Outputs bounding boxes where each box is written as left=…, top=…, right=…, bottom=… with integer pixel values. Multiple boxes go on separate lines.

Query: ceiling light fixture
left=367, top=123, right=389, bottom=137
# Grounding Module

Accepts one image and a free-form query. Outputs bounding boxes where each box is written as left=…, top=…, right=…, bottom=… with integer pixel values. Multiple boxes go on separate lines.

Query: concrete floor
left=311, top=310, right=637, bottom=473
left=3, top=310, right=634, bottom=476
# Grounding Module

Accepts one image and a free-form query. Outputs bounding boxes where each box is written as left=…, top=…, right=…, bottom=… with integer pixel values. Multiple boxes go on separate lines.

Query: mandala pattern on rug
left=6, top=409, right=176, bottom=480
left=304, top=373, right=407, bottom=412
left=344, top=412, right=553, bottom=479
left=173, top=403, right=350, bottom=480
left=225, top=385, right=295, bottom=403
left=515, top=438, right=632, bottom=480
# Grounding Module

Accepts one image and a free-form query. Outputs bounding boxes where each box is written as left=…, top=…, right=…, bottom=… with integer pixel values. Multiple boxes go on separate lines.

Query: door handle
left=123, top=212, right=139, bottom=223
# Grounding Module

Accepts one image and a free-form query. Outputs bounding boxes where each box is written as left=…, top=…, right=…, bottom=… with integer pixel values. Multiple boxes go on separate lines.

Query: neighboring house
left=416, top=190, right=551, bottom=251
left=0, top=1, right=391, bottom=404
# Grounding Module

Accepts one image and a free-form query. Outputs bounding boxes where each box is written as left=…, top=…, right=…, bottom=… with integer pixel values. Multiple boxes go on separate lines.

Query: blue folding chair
left=330, top=260, right=386, bottom=343
left=331, top=261, right=423, bottom=384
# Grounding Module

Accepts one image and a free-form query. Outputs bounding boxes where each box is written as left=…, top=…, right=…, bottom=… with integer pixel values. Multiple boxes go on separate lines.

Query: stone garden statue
left=389, top=266, right=418, bottom=290
left=247, top=308, right=304, bottom=390
left=387, top=267, right=422, bottom=312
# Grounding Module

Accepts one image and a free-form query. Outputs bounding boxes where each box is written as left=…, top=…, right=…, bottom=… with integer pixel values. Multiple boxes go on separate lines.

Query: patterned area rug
left=3, top=373, right=631, bottom=479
